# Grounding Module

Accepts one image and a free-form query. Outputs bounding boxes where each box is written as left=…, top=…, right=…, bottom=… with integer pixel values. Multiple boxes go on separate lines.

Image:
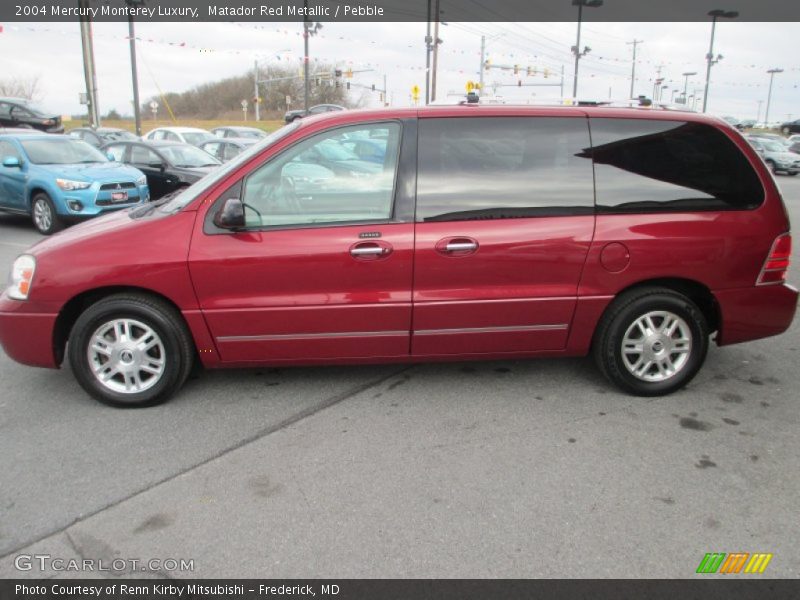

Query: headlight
left=136, top=175, right=147, bottom=187
left=56, top=178, right=91, bottom=191
left=7, top=255, right=36, bottom=300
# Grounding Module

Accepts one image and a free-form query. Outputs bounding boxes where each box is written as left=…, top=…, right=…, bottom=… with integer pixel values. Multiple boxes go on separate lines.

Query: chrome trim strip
left=413, top=324, right=568, bottom=336
left=217, top=330, right=409, bottom=342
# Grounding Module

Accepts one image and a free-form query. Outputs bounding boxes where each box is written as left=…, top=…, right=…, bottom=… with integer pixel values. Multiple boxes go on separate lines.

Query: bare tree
left=0, top=76, right=42, bottom=102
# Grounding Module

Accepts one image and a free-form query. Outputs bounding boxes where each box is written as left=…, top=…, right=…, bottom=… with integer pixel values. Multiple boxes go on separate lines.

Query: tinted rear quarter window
left=589, top=118, right=764, bottom=212
left=416, top=117, right=594, bottom=222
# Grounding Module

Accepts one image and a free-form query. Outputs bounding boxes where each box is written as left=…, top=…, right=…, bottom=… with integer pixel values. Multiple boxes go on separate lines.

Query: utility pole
left=756, top=99, right=763, bottom=123
left=626, top=39, right=642, bottom=99
left=571, top=0, right=603, bottom=99
left=302, top=1, right=322, bottom=114
left=430, top=0, right=441, bottom=102
left=681, top=71, right=697, bottom=104
left=383, top=74, right=388, bottom=106
left=764, top=68, right=783, bottom=126
left=703, top=8, right=738, bottom=113
left=424, top=0, right=432, bottom=105
left=124, top=1, right=145, bottom=135
left=78, top=0, right=100, bottom=127
left=253, top=59, right=260, bottom=121
left=479, top=35, right=486, bottom=93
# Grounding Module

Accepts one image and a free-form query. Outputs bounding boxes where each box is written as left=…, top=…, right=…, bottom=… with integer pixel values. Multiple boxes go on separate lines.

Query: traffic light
left=513, top=64, right=519, bottom=75
left=334, top=69, right=343, bottom=78
left=371, top=84, right=375, bottom=91
left=346, top=82, right=350, bottom=90
left=518, top=79, right=522, bottom=87
left=526, top=66, right=531, bottom=76
left=484, top=59, right=491, bottom=70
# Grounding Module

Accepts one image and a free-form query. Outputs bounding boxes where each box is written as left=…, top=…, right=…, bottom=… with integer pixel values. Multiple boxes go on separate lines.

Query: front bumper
left=715, top=284, right=799, bottom=346
left=56, top=183, right=149, bottom=217
left=0, top=292, right=58, bottom=368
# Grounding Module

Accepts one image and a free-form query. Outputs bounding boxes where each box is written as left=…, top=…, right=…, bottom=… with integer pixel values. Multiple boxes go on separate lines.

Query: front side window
left=240, top=122, right=401, bottom=228
left=130, top=146, right=161, bottom=166
left=416, top=117, right=594, bottom=222
left=160, top=145, right=220, bottom=168
left=222, top=143, right=242, bottom=161
left=589, top=118, right=764, bottom=212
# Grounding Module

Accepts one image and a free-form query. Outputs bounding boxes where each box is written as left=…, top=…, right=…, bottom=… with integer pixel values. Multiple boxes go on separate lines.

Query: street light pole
left=764, top=68, right=783, bottom=127
left=571, top=0, right=603, bottom=99
left=682, top=71, right=697, bottom=104
left=702, top=9, right=738, bottom=113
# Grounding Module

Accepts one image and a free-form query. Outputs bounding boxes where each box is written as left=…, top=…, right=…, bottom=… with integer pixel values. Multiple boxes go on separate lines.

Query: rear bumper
left=715, top=284, right=798, bottom=346
left=0, top=293, right=58, bottom=368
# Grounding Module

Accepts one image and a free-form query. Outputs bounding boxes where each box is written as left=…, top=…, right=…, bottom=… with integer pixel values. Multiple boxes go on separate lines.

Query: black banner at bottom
left=2, top=579, right=800, bottom=600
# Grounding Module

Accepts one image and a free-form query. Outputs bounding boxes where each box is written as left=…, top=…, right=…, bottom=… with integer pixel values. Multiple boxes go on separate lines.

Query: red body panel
left=0, top=105, right=796, bottom=373
left=412, top=217, right=594, bottom=355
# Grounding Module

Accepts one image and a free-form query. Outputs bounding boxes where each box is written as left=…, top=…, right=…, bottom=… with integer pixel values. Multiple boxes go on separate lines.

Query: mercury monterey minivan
left=0, top=105, right=796, bottom=407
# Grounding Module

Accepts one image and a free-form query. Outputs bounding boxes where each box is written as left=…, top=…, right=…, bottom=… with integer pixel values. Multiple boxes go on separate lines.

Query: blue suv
left=0, top=134, right=149, bottom=234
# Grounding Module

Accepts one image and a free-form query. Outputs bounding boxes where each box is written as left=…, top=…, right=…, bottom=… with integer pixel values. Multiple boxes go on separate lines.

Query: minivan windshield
left=160, top=121, right=301, bottom=213
left=21, top=138, right=108, bottom=165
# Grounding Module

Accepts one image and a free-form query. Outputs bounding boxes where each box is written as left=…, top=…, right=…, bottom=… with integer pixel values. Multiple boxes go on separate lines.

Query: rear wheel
left=593, top=287, right=709, bottom=396
left=31, top=192, right=63, bottom=235
left=68, top=293, right=195, bottom=407
left=765, top=159, right=778, bottom=174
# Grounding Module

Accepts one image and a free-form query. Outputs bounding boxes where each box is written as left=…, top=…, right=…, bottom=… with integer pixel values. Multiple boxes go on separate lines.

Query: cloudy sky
left=1, top=19, right=798, bottom=122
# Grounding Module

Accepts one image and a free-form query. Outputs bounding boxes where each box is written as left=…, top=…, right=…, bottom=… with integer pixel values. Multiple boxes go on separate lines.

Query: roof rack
left=450, top=94, right=695, bottom=112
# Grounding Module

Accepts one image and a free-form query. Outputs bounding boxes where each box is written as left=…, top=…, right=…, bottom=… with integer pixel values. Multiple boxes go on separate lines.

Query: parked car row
left=744, top=133, right=800, bottom=175
left=0, top=120, right=277, bottom=234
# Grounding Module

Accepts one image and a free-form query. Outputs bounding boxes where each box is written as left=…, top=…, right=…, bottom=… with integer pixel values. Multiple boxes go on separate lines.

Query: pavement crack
left=0, top=365, right=413, bottom=560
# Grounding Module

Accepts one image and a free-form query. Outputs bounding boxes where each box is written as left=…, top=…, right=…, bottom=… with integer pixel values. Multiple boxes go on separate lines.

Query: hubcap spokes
left=34, top=200, right=51, bottom=231
left=621, top=311, right=692, bottom=382
left=87, top=318, right=166, bottom=394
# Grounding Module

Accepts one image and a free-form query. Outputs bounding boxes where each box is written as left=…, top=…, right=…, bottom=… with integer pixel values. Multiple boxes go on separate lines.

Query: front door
left=0, top=140, right=27, bottom=211
left=411, top=115, right=596, bottom=356
left=189, top=120, right=415, bottom=363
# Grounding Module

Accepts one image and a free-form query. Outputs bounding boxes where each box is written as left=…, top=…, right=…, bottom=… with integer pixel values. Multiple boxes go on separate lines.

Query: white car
left=142, top=127, right=215, bottom=147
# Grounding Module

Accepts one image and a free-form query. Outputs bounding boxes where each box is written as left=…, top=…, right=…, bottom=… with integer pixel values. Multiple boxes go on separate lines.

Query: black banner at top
left=3, top=0, right=800, bottom=22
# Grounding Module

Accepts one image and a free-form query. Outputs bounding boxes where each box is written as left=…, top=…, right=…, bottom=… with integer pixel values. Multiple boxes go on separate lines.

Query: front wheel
left=31, top=192, right=63, bottom=235
left=593, top=288, right=709, bottom=396
left=782, top=127, right=791, bottom=135
left=68, top=294, right=195, bottom=407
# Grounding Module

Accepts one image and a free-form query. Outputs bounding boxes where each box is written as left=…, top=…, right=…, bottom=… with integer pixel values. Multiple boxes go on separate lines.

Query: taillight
left=757, top=233, right=792, bottom=285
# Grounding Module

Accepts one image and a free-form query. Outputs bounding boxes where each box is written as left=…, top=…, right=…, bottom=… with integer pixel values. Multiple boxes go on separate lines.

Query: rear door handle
left=349, top=241, right=393, bottom=260
left=435, top=236, right=479, bottom=256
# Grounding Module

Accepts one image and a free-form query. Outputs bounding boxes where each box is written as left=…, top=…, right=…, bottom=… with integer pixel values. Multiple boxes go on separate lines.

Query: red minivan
left=0, top=105, right=796, bottom=407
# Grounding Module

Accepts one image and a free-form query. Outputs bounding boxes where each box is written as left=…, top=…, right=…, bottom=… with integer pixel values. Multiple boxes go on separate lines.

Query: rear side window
left=416, top=117, right=594, bottom=222
left=589, top=118, right=764, bottom=212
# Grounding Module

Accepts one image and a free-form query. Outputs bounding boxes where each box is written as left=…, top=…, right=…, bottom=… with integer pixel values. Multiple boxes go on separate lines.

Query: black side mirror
left=213, top=198, right=246, bottom=230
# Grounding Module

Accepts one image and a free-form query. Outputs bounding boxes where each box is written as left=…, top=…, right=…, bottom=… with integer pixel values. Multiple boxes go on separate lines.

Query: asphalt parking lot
left=1, top=178, right=799, bottom=579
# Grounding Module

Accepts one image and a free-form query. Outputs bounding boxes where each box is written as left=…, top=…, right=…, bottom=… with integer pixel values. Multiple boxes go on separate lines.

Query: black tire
left=30, top=192, right=63, bottom=235
left=788, top=172, right=798, bottom=177
left=782, top=127, right=791, bottom=136
left=67, top=293, right=195, bottom=408
left=593, top=287, right=709, bottom=396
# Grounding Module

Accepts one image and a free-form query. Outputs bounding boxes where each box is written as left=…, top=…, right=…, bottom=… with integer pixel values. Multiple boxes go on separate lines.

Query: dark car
left=780, top=119, right=800, bottom=136
left=101, top=140, right=221, bottom=200
left=199, top=137, right=258, bottom=163
left=68, top=127, right=138, bottom=148
left=210, top=126, right=266, bottom=140
left=0, top=98, right=64, bottom=133
left=284, top=104, right=345, bottom=123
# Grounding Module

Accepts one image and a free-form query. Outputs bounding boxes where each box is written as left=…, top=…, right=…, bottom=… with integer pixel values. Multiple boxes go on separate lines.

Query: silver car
left=747, top=137, right=800, bottom=175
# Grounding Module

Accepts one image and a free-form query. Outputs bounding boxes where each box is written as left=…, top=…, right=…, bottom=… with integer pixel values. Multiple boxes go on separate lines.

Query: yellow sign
left=466, top=80, right=474, bottom=92
left=411, top=85, right=420, bottom=100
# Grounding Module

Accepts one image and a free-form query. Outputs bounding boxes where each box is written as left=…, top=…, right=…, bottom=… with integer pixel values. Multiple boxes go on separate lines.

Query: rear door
left=411, top=115, right=596, bottom=356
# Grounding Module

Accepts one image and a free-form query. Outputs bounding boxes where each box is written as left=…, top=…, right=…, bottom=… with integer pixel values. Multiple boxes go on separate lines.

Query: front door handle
left=349, top=241, right=393, bottom=260
left=435, top=236, right=479, bottom=256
